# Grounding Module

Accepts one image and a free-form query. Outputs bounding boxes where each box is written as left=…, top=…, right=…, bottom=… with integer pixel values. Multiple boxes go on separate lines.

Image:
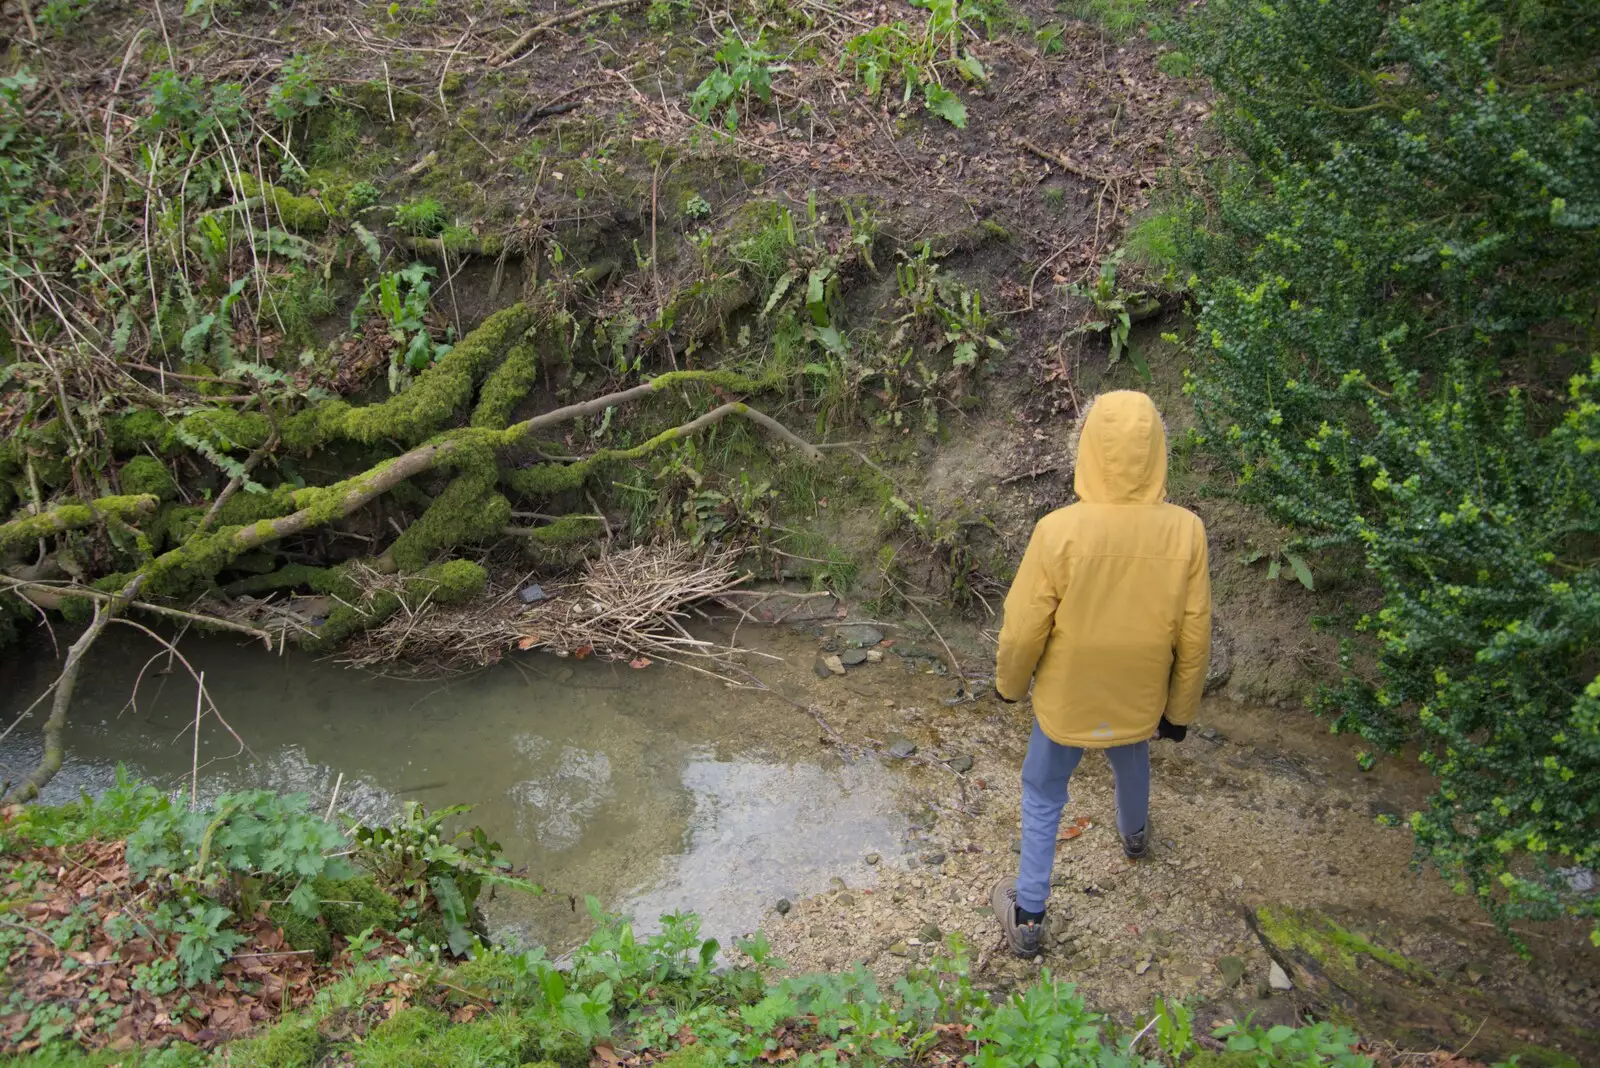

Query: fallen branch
left=5, top=575, right=144, bottom=804
left=136, top=376, right=818, bottom=593
left=196, top=433, right=279, bottom=535
left=0, top=495, right=157, bottom=556
left=488, top=0, right=649, bottom=66
left=4, top=579, right=273, bottom=645
left=1015, top=137, right=1131, bottom=183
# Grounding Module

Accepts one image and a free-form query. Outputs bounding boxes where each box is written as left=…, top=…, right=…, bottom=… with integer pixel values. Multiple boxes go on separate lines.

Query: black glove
left=1156, top=716, right=1188, bottom=742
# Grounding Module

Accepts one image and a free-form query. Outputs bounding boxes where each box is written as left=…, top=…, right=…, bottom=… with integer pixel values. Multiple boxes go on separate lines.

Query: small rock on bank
left=836, top=624, right=885, bottom=648
left=1268, top=961, right=1294, bottom=991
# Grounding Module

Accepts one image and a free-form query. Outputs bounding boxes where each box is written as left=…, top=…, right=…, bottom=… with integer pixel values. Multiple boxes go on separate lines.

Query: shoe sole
left=990, top=877, right=1039, bottom=958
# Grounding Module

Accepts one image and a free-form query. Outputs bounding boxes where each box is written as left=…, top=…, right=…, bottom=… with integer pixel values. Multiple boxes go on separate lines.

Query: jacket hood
left=1072, top=391, right=1168, bottom=504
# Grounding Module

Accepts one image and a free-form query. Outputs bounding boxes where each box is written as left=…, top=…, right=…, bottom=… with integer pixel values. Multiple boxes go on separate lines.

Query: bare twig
left=489, top=0, right=649, bottom=66
left=5, top=575, right=144, bottom=803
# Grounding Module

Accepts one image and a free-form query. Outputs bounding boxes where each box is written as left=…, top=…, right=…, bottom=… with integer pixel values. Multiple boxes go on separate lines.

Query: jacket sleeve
left=1165, top=521, right=1212, bottom=725
left=995, top=521, right=1060, bottom=702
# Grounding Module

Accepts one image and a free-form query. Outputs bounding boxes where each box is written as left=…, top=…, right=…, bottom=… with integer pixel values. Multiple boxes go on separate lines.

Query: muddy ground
left=718, top=614, right=1600, bottom=1063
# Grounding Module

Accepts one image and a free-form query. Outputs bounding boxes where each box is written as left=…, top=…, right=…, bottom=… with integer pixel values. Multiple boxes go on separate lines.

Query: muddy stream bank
left=3, top=614, right=1597, bottom=1061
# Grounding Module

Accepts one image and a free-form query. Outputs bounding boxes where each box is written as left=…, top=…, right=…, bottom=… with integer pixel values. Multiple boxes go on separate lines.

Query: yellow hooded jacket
left=995, top=391, right=1211, bottom=748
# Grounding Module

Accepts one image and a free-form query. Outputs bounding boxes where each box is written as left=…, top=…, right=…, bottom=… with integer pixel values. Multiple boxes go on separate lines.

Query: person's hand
left=1155, top=716, right=1188, bottom=742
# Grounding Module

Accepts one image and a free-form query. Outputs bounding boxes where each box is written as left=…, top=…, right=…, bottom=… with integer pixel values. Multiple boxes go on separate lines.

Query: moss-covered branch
left=0, top=495, right=158, bottom=557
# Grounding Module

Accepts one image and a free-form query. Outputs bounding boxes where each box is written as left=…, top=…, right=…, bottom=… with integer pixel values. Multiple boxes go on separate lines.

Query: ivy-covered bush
left=1170, top=0, right=1600, bottom=940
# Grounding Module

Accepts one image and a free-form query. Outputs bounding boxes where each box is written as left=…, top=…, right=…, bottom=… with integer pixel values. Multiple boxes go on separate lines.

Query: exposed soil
left=729, top=618, right=1600, bottom=1064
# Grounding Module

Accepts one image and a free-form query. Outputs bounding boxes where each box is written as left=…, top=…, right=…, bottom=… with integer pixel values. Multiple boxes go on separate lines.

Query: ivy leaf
left=923, top=84, right=967, bottom=128
left=1284, top=550, right=1314, bottom=590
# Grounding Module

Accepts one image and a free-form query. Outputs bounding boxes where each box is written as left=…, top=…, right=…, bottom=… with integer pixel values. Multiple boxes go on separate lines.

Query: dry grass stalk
left=336, top=543, right=751, bottom=680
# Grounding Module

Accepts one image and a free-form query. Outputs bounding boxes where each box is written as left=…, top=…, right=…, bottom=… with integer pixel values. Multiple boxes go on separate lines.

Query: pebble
left=518, top=584, right=549, bottom=604
left=919, top=851, right=947, bottom=867
left=887, top=941, right=912, bottom=958
left=865, top=853, right=881, bottom=866
left=1217, top=956, right=1246, bottom=988
left=813, top=657, right=834, bottom=679
left=822, top=654, right=846, bottom=676
left=1136, top=960, right=1152, bottom=975
left=919, top=922, right=942, bottom=943
left=775, top=898, right=792, bottom=915
left=866, top=649, right=885, bottom=663
left=1268, top=961, right=1294, bottom=991
left=835, top=892, right=856, bottom=908
left=887, top=736, right=918, bottom=759
left=947, top=753, right=974, bottom=773
left=836, top=623, right=885, bottom=647
left=839, top=648, right=869, bottom=667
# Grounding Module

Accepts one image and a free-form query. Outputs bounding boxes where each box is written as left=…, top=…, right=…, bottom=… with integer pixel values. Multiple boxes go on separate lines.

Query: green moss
left=418, top=559, right=489, bottom=604
left=239, top=173, right=331, bottom=233
left=224, top=564, right=340, bottom=597
left=342, top=304, right=534, bottom=446
left=471, top=340, right=541, bottom=429
left=1254, top=906, right=1426, bottom=979
left=214, top=484, right=298, bottom=525
left=353, top=1006, right=542, bottom=1068
left=108, top=410, right=178, bottom=453
left=654, top=1047, right=724, bottom=1068
left=227, top=1015, right=325, bottom=1068
left=118, top=456, right=179, bottom=501
left=0, top=495, right=159, bottom=556
left=511, top=515, right=601, bottom=546
left=268, top=904, right=334, bottom=959
left=389, top=468, right=509, bottom=572
left=315, top=875, right=402, bottom=937
left=178, top=408, right=275, bottom=452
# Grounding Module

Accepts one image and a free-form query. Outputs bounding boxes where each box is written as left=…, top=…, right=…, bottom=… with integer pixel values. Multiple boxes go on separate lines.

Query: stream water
left=0, top=628, right=912, bottom=950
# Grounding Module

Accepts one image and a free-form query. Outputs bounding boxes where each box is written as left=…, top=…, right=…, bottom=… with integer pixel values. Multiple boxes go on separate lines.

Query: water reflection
left=1, top=628, right=910, bottom=949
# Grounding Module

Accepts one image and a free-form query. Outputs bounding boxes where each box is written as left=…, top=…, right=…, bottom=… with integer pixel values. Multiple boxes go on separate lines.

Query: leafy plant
left=1173, top=0, right=1600, bottom=941
left=360, top=262, right=453, bottom=382
left=689, top=34, right=775, bottom=131
left=350, top=801, right=537, bottom=956
left=172, top=902, right=249, bottom=986
left=1065, top=247, right=1157, bottom=375
left=266, top=55, right=325, bottom=123
left=841, top=0, right=986, bottom=127
left=1242, top=544, right=1315, bottom=591
left=126, top=789, right=352, bottom=922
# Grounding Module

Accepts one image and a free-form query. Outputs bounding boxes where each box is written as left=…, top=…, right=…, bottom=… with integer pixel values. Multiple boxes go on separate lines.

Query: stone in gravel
left=1011, top=839, right=1023, bottom=854
left=947, top=753, right=974, bottom=773
left=887, top=736, right=918, bottom=758
left=866, top=649, right=885, bottom=663
left=775, top=899, right=792, bottom=915
left=837, top=623, right=885, bottom=647
left=836, top=892, right=856, bottom=908
left=919, top=851, right=947, bottom=867
left=887, top=941, right=911, bottom=957
left=839, top=648, right=869, bottom=667
left=518, top=584, right=549, bottom=604
left=865, top=853, right=881, bottom=865
left=1268, top=962, right=1293, bottom=991
left=813, top=657, right=834, bottom=679
left=1217, top=956, right=1246, bottom=988
left=919, top=922, right=942, bottom=943
left=1135, top=960, right=1153, bottom=975
left=821, top=654, right=846, bottom=676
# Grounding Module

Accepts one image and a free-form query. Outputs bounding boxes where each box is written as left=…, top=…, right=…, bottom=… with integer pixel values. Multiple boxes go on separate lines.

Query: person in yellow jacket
left=989, top=390, right=1211, bottom=958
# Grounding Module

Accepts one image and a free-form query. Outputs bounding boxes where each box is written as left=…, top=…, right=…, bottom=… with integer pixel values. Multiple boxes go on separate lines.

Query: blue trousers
left=1015, top=721, right=1150, bottom=913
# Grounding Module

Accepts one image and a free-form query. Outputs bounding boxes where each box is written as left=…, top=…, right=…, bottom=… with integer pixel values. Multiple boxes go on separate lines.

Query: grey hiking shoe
left=990, top=877, right=1043, bottom=958
left=1121, top=823, right=1151, bottom=860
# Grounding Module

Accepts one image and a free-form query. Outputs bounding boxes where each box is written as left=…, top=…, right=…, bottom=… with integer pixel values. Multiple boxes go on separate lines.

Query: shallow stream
left=0, top=627, right=912, bottom=950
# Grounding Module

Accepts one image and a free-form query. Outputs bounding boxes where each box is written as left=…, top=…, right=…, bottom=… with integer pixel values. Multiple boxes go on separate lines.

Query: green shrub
left=1172, top=0, right=1600, bottom=940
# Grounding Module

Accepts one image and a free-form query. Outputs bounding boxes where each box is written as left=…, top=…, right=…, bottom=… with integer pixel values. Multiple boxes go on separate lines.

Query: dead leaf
left=628, top=657, right=651, bottom=670
left=1057, top=817, right=1094, bottom=842
left=574, top=644, right=594, bottom=660
left=517, top=635, right=539, bottom=650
